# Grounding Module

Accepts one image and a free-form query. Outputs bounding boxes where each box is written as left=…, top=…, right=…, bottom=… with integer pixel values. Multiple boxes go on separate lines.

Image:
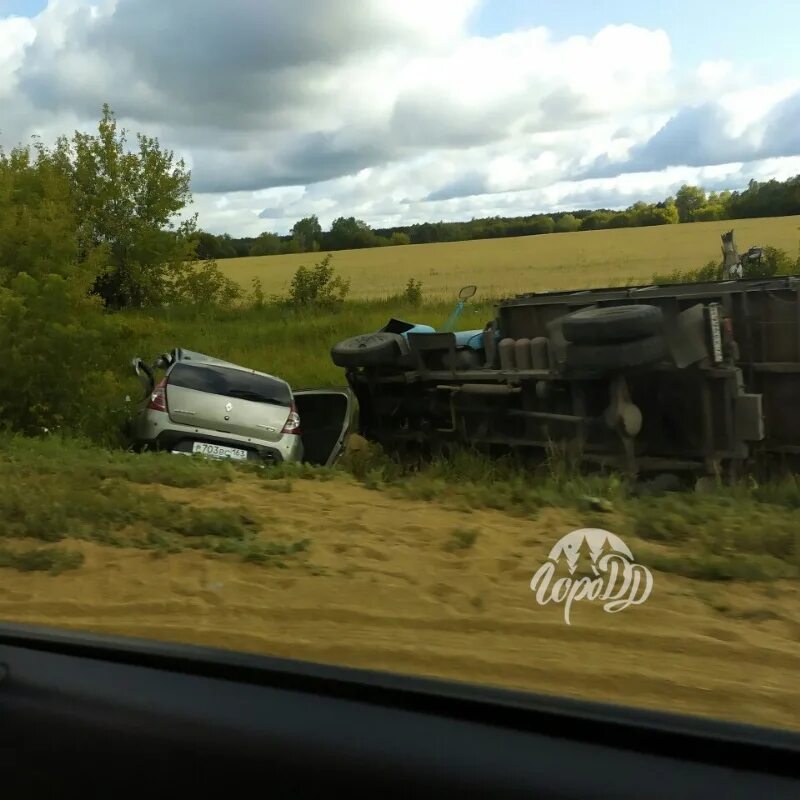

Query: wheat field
left=218, top=215, right=800, bottom=300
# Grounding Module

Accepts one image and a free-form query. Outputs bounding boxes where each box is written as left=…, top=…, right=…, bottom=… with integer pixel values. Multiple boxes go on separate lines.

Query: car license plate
left=191, top=442, right=248, bottom=461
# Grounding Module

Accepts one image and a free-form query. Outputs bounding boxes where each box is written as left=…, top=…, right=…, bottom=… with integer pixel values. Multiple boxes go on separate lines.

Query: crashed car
left=131, top=348, right=352, bottom=467
left=332, top=274, right=800, bottom=478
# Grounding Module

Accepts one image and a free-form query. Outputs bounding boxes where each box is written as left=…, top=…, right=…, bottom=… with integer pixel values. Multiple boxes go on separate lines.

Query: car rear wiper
left=226, top=389, right=286, bottom=405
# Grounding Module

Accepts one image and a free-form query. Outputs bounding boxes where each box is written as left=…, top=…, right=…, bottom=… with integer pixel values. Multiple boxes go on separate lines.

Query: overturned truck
left=333, top=276, right=800, bottom=478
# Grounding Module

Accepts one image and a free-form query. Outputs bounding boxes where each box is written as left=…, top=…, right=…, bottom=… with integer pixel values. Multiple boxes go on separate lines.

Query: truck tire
left=442, top=348, right=482, bottom=370
left=565, top=335, right=666, bottom=372
left=331, top=332, right=404, bottom=368
left=562, top=304, right=663, bottom=345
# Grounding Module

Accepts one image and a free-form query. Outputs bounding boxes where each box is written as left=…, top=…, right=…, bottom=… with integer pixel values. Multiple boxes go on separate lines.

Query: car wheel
left=331, top=332, right=405, bottom=368
left=565, top=335, right=667, bottom=372
left=562, top=304, right=663, bottom=345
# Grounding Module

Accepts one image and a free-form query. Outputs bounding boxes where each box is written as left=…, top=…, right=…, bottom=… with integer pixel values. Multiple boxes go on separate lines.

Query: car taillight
left=281, top=402, right=301, bottom=435
left=147, top=378, right=168, bottom=412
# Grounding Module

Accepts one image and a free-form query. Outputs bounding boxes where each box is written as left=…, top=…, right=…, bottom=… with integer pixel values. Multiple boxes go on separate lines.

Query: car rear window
left=167, top=363, right=292, bottom=406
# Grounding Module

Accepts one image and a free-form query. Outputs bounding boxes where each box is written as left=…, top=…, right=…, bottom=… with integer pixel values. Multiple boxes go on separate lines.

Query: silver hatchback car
left=131, top=348, right=352, bottom=467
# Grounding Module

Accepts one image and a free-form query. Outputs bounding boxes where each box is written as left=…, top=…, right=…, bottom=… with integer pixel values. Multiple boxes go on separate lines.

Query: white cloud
left=0, top=15, right=35, bottom=99
left=696, top=59, right=734, bottom=91
left=1, top=1, right=798, bottom=235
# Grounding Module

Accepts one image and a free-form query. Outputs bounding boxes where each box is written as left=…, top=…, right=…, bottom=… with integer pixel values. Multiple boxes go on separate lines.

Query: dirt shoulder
left=0, top=474, right=797, bottom=731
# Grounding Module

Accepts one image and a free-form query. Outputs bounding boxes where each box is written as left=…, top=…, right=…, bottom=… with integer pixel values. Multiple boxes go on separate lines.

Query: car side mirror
left=459, top=285, right=477, bottom=300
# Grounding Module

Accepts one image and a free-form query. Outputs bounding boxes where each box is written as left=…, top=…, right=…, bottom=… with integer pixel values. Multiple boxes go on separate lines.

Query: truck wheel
left=331, top=332, right=404, bottom=368
left=565, top=335, right=666, bottom=372
left=562, top=304, right=663, bottom=344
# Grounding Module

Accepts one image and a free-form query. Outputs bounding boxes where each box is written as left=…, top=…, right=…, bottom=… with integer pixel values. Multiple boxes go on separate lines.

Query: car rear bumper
left=133, top=418, right=303, bottom=464
left=152, top=430, right=292, bottom=464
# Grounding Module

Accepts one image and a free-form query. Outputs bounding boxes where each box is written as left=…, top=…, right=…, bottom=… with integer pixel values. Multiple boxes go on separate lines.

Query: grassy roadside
left=0, top=434, right=797, bottom=584
left=0, top=435, right=312, bottom=571
left=338, top=443, right=800, bottom=582
left=109, top=296, right=496, bottom=405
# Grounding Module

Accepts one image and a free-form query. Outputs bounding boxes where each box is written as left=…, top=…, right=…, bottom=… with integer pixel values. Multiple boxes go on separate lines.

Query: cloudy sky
left=2, top=0, right=800, bottom=236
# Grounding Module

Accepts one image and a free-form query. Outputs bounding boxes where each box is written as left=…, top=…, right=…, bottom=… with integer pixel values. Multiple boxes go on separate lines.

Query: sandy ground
left=0, top=476, right=798, bottom=731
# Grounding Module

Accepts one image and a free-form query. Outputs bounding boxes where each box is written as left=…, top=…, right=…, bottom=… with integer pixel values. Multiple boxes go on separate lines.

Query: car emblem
left=225, top=402, right=232, bottom=412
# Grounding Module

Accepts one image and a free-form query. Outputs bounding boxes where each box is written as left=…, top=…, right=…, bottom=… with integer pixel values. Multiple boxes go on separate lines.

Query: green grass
left=0, top=435, right=311, bottom=571
left=90, top=294, right=494, bottom=450
left=7, top=217, right=800, bottom=584
left=0, top=545, right=84, bottom=575
left=442, top=528, right=479, bottom=552
left=90, top=223, right=800, bottom=449
left=0, top=430, right=240, bottom=487
left=5, top=419, right=800, bottom=584
left=111, top=296, right=495, bottom=393
left=341, top=439, right=799, bottom=583
left=2, top=410, right=799, bottom=584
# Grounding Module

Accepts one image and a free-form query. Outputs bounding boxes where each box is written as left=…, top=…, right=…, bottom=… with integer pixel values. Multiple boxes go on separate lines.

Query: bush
left=402, top=278, right=423, bottom=306
left=169, top=260, right=242, bottom=307
left=286, top=254, right=350, bottom=309
left=760, top=246, right=798, bottom=277
left=0, top=272, right=122, bottom=438
left=653, top=259, right=722, bottom=284
left=653, top=245, right=799, bottom=285
left=0, top=545, right=84, bottom=575
left=250, top=277, right=266, bottom=308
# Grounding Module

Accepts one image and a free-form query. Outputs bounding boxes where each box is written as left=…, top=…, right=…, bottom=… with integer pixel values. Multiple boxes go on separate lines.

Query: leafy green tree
left=530, top=216, right=555, bottom=235
left=249, top=232, right=282, bottom=256
left=608, top=212, right=631, bottom=228
left=390, top=231, right=411, bottom=245
left=0, top=144, right=119, bottom=438
left=675, top=184, right=706, bottom=223
left=231, top=237, right=252, bottom=257
left=215, top=233, right=238, bottom=259
left=52, top=104, right=197, bottom=308
left=554, top=213, right=580, bottom=233
left=281, top=237, right=302, bottom=254
left=660, top=199, right=680, bottom=225
left=326, top=216, right=377, bottom=249
left=0, top=142, right=104, bottom=286
left=409, top=221, right=437, bottom=243
left=193, top=232, right=218, bottom=260
left=581, top=212, right=612, bottom=231
left=291, top=215, right=322, bottom=252
left=193, top=231, right=236, bottom=260
left=627, top=201, right=677, bottom=226
left=692, top=204, right=723, bottom=221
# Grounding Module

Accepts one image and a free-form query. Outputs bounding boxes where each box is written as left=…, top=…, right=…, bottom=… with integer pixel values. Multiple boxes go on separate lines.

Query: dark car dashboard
left=0, top=623, right=796, bottom=798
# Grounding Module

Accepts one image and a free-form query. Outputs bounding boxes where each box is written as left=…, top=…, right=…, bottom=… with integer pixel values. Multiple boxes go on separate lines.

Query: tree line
left=195, top=175, right=800, bottom=259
